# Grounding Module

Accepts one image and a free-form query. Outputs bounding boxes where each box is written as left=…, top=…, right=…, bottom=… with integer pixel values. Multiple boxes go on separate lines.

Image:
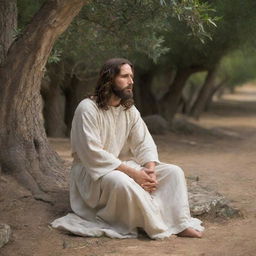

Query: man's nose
left=129, top=76, right=134, bottom=85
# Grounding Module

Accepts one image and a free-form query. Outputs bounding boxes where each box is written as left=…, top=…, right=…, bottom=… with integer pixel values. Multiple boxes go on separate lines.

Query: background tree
left=154, top=0, right=256, bottom=121
left=36, top=0, right=217, bottom=135
left=0, top=0, right=214, bottom=200
left=0, top=0, right=17, bottom=177
left=0, top=0, right=86, bottom=201
left=0, top=0, right=17, bottom=65
left=219, top=49, right=256, bottom=92
left=187, top=0, right=256, bottom=119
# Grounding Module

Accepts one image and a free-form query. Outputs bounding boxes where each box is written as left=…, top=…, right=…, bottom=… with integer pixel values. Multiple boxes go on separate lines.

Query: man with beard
left=52, top=58, right=204, bottom=239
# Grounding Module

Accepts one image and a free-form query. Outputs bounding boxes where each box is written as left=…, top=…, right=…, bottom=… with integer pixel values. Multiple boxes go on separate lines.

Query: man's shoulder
left=77, top=98, right=98, bottom=110
left=127, top=105, right=140, bottom=117
left=75, top=98, right=99, bottom=115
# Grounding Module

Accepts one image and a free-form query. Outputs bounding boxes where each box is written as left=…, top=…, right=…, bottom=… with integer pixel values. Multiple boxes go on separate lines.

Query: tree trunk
left=41, top=76, right=67, bottom=138
left=0, top=0, right=17, bottom=65
left=0, top=0, right=17, bottom=178
left=189, top=66, right=218, bottom=119
left=64, top=73, right=97, bottom=135
left=181, top=81, right=200, bottom=115
left=42, top=63, right=67, bottom=137
left=64, top=74, right=80, bottom=134
left=0, top=0, right=85, bottom=201
left=135, top=68, right=159, bottom=116
left=159, top=68, right=195, bottom=122
left=204, top=77, right=228, bottom=111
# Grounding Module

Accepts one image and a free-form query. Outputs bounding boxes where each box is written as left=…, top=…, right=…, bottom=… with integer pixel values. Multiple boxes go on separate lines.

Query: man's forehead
left=119, top=64, right=133, bottom=74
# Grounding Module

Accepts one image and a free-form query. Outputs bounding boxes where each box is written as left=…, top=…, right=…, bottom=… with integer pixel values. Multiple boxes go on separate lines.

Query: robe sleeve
left=70, top=101, right=122, bottom=181
left=128, top=107, right=160, bottom=166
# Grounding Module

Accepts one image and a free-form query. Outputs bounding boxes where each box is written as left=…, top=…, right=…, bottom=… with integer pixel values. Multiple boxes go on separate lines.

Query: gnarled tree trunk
left=0, top=0, right=17, bottom=178
left=204, top=77, right=228, bottom=112
left=189, top=66, right=218, bottom=119
left=42, top=63, right=67, bottom=138
left=0, top=0, right=85, bottom=201
left=159, top=68, right=197, bottom=122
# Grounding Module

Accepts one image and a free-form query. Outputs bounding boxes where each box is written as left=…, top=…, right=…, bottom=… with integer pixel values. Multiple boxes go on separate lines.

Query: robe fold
left=51, top=98, right=204, bottom=239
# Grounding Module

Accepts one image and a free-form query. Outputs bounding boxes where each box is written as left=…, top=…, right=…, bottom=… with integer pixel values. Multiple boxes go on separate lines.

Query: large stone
left=0, top=224, right=11, bottom=248
left=187, top=178, right=241, bottom=219
left=143, top=115, right=169, bottom=135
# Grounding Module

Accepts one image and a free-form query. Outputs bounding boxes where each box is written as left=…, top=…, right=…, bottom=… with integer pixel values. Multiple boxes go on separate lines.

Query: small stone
left=187, top=175, right=200, bottom=182
left=0, top=224, right=11, bottom=248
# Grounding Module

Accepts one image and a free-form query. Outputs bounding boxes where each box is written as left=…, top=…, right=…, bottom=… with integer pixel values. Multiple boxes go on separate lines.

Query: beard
left=112, top=84, right=133, bottom=100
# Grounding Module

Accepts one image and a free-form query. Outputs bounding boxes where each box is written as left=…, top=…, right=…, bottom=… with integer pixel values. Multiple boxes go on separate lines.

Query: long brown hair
left=92, top=58, right=134, bottom=110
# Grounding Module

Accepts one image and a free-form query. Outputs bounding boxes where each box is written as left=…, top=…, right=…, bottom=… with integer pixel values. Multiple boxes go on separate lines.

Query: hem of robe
left=51, top=213, right=204, bottom=240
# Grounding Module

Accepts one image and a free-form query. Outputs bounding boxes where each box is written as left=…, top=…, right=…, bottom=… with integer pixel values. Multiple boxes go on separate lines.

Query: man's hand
left=134, top=168, right=158, bottom=193
left=142, top=162, right=158, bottom=193
left=147, top=170, right=157, bottom=185
left=116, top=162, right=158, bottom=193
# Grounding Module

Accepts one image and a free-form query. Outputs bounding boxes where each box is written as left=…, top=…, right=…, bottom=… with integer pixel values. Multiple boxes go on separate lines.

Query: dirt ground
left=1, top=84, right=256, bottom=256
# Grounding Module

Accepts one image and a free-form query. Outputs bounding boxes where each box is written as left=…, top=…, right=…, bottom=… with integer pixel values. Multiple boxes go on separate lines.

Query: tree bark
left=0, top=0, right=17, bottom=178
left=0, top=0, right=85, bottom=201
left=0, top=0, right=17, bottom=65
left=159, top=68, right=198, bottom=122
left=189, top=66, right=218, bottom=119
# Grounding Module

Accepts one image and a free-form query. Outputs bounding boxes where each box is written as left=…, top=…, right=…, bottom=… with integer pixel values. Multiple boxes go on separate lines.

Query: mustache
left=124, top=85, right=133, bottom=90
left=113, top=85, right=133, bottom=92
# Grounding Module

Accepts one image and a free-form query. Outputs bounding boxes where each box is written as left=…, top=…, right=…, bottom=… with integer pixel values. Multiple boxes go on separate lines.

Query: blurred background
left=16, top=0, right=256, bottom=137
left=1, top=2, right=256, bottom=255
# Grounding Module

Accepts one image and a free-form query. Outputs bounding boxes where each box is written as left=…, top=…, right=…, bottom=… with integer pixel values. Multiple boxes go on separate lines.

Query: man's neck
left=108, top=94, right=121, bottom=107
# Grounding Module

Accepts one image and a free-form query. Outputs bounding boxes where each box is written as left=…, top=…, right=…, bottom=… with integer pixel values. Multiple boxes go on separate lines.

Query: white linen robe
left=51, top=98, right=204, bottom=239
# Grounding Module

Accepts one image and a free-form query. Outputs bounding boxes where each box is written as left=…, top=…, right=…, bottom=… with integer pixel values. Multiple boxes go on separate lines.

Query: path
left=0, top=84, right=256, bottom=256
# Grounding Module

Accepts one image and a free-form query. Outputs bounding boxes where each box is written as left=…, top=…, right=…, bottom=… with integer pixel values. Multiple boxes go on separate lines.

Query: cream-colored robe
left=51, top=98, right=204, bottom=239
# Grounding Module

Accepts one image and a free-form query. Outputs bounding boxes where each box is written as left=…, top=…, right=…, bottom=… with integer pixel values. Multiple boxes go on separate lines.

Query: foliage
left=163, top=0, right=218, bottom=42
left=160, top=0, right=256, bottom=71
left=48, top=0, right=217, bottom=79
left=16, top=0, right=256, bottom=91
left=188, top=71, right=206, bottom=86
left=220, top=49, right=256, bottom=88
left=17, top=0, right=45, bottom=29
left=16, top=0, right=217, bottom=78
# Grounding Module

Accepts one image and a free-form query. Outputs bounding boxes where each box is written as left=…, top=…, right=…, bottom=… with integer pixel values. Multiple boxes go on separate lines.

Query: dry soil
left=1, top=84, right=256, bottom=256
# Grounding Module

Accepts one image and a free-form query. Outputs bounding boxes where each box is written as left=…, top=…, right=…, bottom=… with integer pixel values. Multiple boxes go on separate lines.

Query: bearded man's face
left=112, top=64, right=134, bottom=100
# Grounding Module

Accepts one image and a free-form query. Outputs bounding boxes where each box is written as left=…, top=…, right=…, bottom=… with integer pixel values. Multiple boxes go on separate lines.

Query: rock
left=143, top=115, right=169, bottom=135
left=188, top=180, right=241, bottom=219
left=0, top=224, right=11, bottom=248
left=187, top=175, right=200, bottom=182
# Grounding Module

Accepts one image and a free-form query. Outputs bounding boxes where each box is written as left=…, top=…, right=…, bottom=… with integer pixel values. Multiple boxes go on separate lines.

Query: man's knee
left=164, top=164, right=185, bottom=179
left=102, top=170, right=133, bottom=191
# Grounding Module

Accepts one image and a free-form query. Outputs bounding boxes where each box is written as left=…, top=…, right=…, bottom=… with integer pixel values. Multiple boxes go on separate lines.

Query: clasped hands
left=133, top=168, right=158, bottom=193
